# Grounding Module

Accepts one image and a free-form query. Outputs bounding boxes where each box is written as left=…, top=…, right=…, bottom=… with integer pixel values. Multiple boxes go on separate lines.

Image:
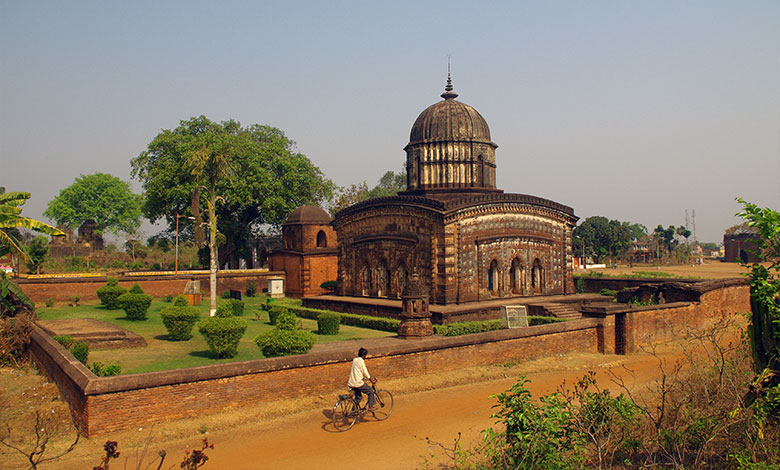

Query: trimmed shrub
left=221, top=291, right=231, bottom=299
left=96, top=278, right=127, bottom=310
left=215, top=301, right=235, bottom=318
left=117, top=283, right=153, bottom=320
left=254, top=328, right=315, bottom=357
left=288, top=306, right=400, bottom=332
left=434, top=320, right=503, bottom=336
left=54, top=335, right=74, bottom=349
left=275, top=310, right=300, bottom=331
left=160, top=295, right=201, bottom=341
left=320, top=280, right=337, bottom=292
left=528, top=315, right=566, bottom=326
left=90, top=362, right=121, bottom=377
left=163, top=294, right=174, bottom=303
left=317, top=312, right=341, bottom=335
left=228, top=298, right=244, bottom=316
left=268, top=306, right=289, bottom=325
left=71, top=340, right=89, bottom=364
left=246, top=281, right=257, bottom=297
left=197, top=316, right=247, bottom=358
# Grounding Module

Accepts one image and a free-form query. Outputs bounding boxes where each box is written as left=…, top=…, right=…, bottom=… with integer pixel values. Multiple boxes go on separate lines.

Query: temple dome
left=284, top=205, right=331, bottom=225
left=409, top=98, right=492, bottom=144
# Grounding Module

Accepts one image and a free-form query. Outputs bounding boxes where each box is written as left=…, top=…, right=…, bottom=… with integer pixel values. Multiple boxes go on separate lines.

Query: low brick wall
left=15, top=271, right=285, bottom=303
left=576, top=275, right=699, bottom=293
left=30, top=320, right=599, bottom=436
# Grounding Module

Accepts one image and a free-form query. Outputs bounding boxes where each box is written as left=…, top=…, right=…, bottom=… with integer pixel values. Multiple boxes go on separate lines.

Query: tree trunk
left=208, top=197, right=218, bottom=317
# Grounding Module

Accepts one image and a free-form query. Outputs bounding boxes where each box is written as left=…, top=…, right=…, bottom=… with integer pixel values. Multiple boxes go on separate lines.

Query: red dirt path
left=206, top=349, right=681, bottom=469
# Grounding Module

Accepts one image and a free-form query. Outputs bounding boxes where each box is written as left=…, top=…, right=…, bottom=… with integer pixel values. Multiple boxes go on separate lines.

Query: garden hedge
left=117, top=283, right=152, bottom=320
left=317, top=312, right=341, bottom=335
left=254, top=328, right=315, bottom=357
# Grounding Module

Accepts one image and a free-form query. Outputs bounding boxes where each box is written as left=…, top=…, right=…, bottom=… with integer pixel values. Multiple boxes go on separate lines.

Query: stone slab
left=37, top=319, right=147, bottom=349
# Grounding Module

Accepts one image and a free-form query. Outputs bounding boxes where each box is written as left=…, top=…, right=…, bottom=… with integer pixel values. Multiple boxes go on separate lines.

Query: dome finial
left=441, top=58, right=458, bottom=100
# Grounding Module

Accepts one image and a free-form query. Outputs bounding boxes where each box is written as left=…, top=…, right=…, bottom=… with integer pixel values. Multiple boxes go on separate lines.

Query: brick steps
left=539, top=302, right=582, bottom=320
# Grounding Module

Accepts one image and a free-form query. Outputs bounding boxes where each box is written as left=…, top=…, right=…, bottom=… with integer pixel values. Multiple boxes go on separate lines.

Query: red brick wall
left=15, top=272, right=285, bottom=303
left=30, top=320, right=598, bottom=435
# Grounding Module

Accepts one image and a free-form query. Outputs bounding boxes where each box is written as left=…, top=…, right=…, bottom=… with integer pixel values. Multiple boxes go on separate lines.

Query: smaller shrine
left=397, top=273, right=433, bottom=338
left=268, top=206, right=338, bottom=298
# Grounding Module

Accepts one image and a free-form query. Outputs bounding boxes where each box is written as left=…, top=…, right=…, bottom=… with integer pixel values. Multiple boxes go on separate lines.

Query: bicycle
left=332, top=379, right=394, bottom=431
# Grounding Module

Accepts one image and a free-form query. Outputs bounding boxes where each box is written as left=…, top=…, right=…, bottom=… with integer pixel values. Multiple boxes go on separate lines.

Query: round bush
left=160, top=301, right=201, bottom=341
left=275, top=311, right=299, bottom=331
left=317, top=312, right=341, bottom=335
left=215, top=301, right=235, bottom=318
left=198, top=316, right=248, bottom=358
left=229, top=298, right=245, bottom=316
left=268, top=306, right=288, bottom=325
left=254, top=328, right=315, bottom=357
left=117, top=291, right=153, bottom=320
left=96, top=278, right=126, bottom=310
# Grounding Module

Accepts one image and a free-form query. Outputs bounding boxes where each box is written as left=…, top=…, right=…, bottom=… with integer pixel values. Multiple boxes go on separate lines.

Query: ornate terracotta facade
left=332, top=77, right=578, bottom=304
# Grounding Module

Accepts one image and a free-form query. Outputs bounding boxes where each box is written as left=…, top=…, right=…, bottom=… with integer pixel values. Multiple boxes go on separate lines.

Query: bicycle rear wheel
left=332, top=398, right=358, bottom=431
left=371, top=389, right=393, bottom=421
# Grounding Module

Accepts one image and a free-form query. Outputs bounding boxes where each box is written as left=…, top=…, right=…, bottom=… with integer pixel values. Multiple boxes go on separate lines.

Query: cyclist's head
left=358, top=347, right=368, bottom=358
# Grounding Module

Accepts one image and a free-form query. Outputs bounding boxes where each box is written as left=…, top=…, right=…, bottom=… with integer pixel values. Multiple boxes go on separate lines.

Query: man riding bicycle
left=348, top=347, right=377, bottom=410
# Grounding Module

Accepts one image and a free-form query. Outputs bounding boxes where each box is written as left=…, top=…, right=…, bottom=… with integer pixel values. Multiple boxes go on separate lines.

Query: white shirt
left=348, top=356, right=371, bottom=388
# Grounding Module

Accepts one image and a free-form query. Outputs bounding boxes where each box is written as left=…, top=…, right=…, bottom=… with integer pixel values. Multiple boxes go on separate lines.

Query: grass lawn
left=36, top=295, right=394, bottom=374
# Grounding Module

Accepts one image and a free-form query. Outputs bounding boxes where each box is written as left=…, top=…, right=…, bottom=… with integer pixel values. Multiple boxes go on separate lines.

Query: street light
left=175, top=214, right=196, bottom=275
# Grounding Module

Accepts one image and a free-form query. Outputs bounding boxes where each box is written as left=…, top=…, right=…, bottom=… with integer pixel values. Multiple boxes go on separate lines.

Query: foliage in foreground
left=423, top=316, right=780, bottom=469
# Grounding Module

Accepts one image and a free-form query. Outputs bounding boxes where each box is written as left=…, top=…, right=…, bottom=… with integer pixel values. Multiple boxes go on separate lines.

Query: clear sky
left=2, top=1, right=778, bottom=243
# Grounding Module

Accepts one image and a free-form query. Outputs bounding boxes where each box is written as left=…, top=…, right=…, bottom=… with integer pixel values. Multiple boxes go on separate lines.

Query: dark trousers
left=351, top=384, right=376, bottom=407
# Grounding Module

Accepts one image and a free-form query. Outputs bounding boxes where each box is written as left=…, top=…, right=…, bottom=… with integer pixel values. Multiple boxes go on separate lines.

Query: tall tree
left=44, top=173, right=143, bottom=240
left=573, top=216, right=635, bottom=263
left=131, top=116, right=335, bottom=284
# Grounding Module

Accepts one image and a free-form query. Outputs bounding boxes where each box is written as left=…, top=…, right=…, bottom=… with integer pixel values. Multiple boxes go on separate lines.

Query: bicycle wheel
left=332, top=398, right=358, bottom=431
left=371, top=389, right=393, bottom=421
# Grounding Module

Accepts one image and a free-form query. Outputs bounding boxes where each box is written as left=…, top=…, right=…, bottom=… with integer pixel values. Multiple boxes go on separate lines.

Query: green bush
left=228, top=298, right=244, bottom=316
left=96, top=278, right=127, bottom=309
left=434, top=320, right=503, bottom=336
left=575, top=277, right=586, bottom=294
left=268, top=306, right=289, bottom=325
left=215, top=301, right=235, bottom=318
left=197, top=316, right=247, bottom=358
left=117, top=284, right=153, bottom=321
left=160, top=296, right=201, bottom=341
left=71, top=340, right=89, bottom=364
left=288, top=306, right=400, bottom=332
left=254, top=328, right=315, bottom=357
left=90, top=362, right=121, bottom=377
left=317, top=312, right=341, bottom=335
left=54, top=335, right=74, bottom=349
left=320, top=280, right=337, bottom=292
left=599, top=288, right=618, bottom=297
left=221, top=291, right=231, bottom=299
left=246, top=281, right=257, bottom=297
left=275, top=310, right=299, bottom=331
left=163, top=294, right=174, bottom=303
left=528, top=315, right=567, bottom=326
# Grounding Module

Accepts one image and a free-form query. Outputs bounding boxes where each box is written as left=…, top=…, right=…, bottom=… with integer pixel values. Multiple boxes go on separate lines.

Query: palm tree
left=0, top=189, right=64, bottom=313
left=0, top=190, right=64, bottom=263
left=186, top=133, right=235, bottom=316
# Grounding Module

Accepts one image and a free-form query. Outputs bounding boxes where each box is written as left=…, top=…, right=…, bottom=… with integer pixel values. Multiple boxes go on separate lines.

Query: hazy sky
left=2, top=1, right=778, bottom=243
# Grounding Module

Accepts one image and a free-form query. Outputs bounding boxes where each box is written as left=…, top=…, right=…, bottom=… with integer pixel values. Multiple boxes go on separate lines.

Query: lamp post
left=175, top=214, right=195, bottom=276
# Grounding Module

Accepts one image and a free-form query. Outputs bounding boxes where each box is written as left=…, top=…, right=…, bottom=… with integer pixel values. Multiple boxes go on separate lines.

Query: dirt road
left=4, top=341, right=694, bottom=470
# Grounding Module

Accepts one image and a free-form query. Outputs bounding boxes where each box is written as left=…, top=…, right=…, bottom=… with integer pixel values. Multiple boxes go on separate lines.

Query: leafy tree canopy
left=131, top=116, right=335, bottom=266
left=44, top=173, right=143, bottom=235
left=573, top=216, right=635, bottom=262
left=330, top=169, right=406, bottom=215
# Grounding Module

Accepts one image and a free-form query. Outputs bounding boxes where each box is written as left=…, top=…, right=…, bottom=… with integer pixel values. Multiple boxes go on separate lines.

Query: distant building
left=723, top=233, right=761, bottom=263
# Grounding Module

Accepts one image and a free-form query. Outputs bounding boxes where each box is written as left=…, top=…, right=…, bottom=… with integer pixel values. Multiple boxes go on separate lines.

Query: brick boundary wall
left=575, top=275, right=699, bottom=293
left=28, top=280, right=750, bottom=436
left=14, top=271, right=285, bottom=303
